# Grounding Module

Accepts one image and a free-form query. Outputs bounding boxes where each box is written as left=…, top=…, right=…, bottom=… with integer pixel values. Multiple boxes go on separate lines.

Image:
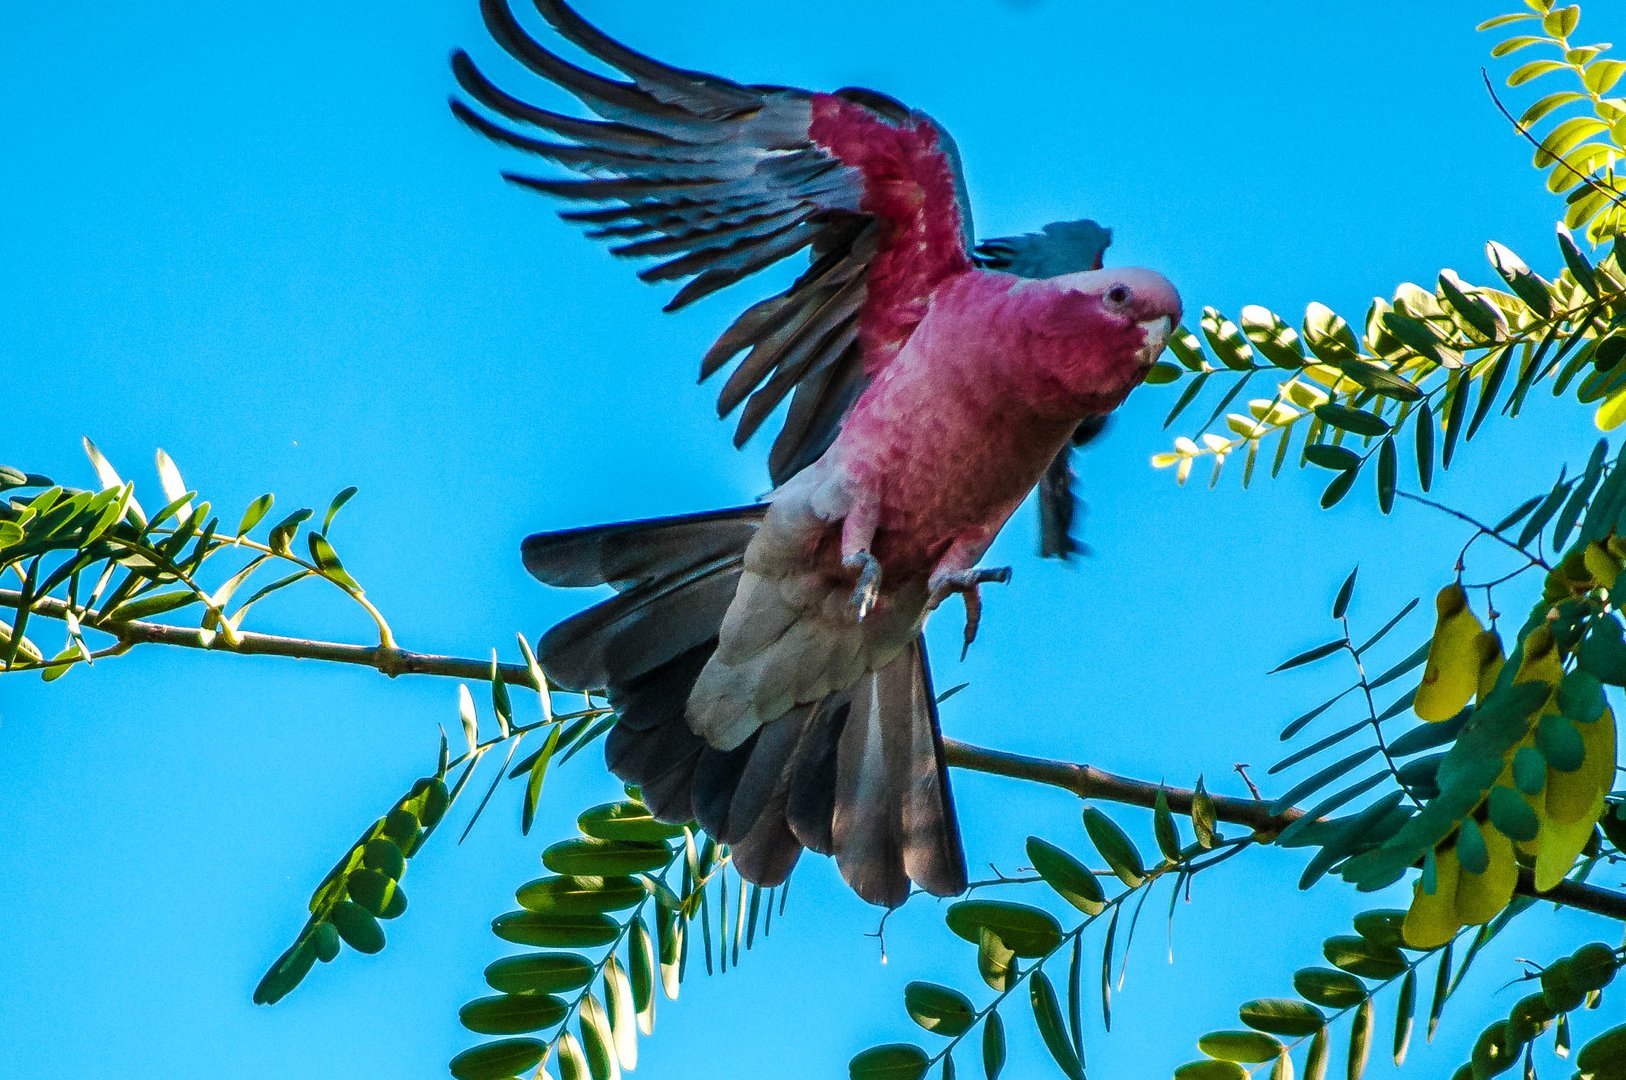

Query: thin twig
left=1397, top=490, right=1549, bottom=565
left=1481, top=68, right=1626, bottom=212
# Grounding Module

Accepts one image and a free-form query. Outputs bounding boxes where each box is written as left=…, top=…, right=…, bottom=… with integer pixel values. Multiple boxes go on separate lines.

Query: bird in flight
left=452, top=0, right=1182, bottom=906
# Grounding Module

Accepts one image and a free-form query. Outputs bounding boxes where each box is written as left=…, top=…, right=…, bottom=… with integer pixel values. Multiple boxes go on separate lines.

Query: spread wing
left=975, top=219, right=1115, bottom=560
left=452, top=0, right=975, bottom=483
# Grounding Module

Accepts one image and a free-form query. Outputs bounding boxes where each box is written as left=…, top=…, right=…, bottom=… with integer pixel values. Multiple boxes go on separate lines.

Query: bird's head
left=1012, top=266, right=1183, bottom=415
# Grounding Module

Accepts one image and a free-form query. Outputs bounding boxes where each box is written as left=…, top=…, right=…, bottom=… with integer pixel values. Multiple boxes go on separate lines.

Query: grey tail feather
left=830, top=638, right=965, bottom=905
left=526, top=508, right=966, bottom=907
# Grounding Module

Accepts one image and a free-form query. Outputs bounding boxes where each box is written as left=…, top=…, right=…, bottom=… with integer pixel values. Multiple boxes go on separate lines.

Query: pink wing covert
left=452, top=0, right=976, bottom=481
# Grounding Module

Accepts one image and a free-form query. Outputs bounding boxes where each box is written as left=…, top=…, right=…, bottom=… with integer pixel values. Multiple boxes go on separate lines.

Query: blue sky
left=2, top=1, right=1618, bottom=1077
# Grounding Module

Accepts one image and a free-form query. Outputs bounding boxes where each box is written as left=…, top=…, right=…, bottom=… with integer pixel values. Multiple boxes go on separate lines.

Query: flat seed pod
left=1454, top=822, right=1517, bottom=926
left=1475, top=631, right=1505, bottom=701
left=1416, top=585, right=1484, bottom=721
left=1545, top=708, right=1616, bottom=824
left=1535, top=795, right=1605, bottom=891
left=1402, top=847, right=1462, bottom=949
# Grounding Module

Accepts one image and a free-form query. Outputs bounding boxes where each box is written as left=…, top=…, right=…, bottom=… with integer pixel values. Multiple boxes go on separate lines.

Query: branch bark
left=5, top=588, right=1624, bottom=922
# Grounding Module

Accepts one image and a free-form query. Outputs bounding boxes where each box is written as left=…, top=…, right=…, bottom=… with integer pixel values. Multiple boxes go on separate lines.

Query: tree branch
left=939, top=736, right=1626, bottom=923
left=5, top=587, right=1624, bottom=922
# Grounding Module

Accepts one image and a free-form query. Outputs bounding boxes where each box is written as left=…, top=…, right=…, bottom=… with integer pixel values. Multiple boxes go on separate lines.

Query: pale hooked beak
left=1136, top=315, right=1174, bottom=367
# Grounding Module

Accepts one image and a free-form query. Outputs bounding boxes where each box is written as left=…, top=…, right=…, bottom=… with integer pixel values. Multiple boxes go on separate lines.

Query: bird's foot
left=845, top=550, right=883, bottom=621
left=928, top=566, right=1012, bottom=659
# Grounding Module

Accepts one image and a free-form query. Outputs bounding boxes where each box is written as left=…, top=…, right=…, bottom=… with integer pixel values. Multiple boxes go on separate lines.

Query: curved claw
left=845, top=549, right=882, bottom=621
left=928, top=566, right=1012, bottom=659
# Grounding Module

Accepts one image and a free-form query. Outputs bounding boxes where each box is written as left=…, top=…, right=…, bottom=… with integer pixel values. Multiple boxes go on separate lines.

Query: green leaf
left=321, top=486, right=358, bottom=534
left=1201, top=307, right=1257, bottom=370
left=312, top=922, right=340, bottom=962
left=1376, top=438, right=1397, bottom=514
left=153, top=449, right=192, bottom=521
left=578, top=802, right=688, bottom=843
left=1153, top=789, right=1181, bottom=860
left=516, top=876, right=646, bottom=915
left=1305, top=1030, right=1329, bottom=1080
left=458, top=994, right=568, bottom=1035
left=484, top=953, right=594, bottom=996
left=629, top=918, right=657, bottom=1035
left=1174, top=1064, right=1246, bottom=1080
left=105, top=589, right=199, bottom=622
left=905, top=982, right=976, bottom=1037
left=1348, top=999, right=1373, bottom=1080
left=521, top=723, right=563, bottom=835
left=1305, top=444, right=1361, bottom=472
left=1487, top=785, right=1540, bottom=842
left=1269, top=747, right=1380, bottom=815
left=1323, top=936, right=1408, bottom=980
left=1321, top=469, right=1357, bottom=509
left=254, top=939, right=318, bottom=1005
left=1241, top=305, right=1307, bottom=368
left=1332, top=568, right=1358, bottom=621
left=849, top=1044, right=930, bottom=1080
left=1334, top=357, right=1424, bottom=402
left=237, top=493, right=275, bottom=536
left=1575, top=1023, right=1626, bottom=1076
left=580, top=992, right=619, bottom=1080
left=1557, top=226, right=1598, bottom=295
left=557, top=1031, right=589, bottom=1080
left=329, top=900, right=384, bottom=954
left=542, top=839, right=673, bottom=876
left=307, top=532, right=362, bottom=592
left=604, top=955, right=638, bottom=1070
left=1394, top=969, right=1416, bottom=1065
left=1303, top=302, right=1362, bottom=363
left=1082, top=808, right=1145, bottom=887
left=1578, top=616, right=1626, bottom=685
left=978, top=929, right=1018, bottom=992
left=983, top=1012, right=1006, bottom=1080
left=1489, top=33, right=1554, bottom=56
left=1272, top=639, right=1347, bottom=673
left=947, top=900, right=1063, bottom=958
left=1314, top=404, right=1391, bottom=438
left=1191, top=778, right=1219, bottom=849
left=1510, top=58, right=1568, bottom=85
left=1239, top=999, right=1327, bottom=1038
left=362, top=837, right=405, bottom=880
left=1487, top=241, right=1554, bottom=317
left=1031, top=971, right=1085, bottom=1080
left=347, top=868, right=406, bottom=919
left=1026, top=837, right=1106, bottom=915
left=449, top=1038, right=548, bottom=1080
left=490, top=909, right=619, bottom=948
left=1292, top=967, right=1367, bottom=1009
left=1199, top=1031, right=1284, bottom=1063
left=1535, top=715, right=1584, bottom=772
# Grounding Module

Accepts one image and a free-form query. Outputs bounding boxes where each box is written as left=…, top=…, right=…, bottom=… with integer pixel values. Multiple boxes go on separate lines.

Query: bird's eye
left=1105, top=284, right=1133, bottom=308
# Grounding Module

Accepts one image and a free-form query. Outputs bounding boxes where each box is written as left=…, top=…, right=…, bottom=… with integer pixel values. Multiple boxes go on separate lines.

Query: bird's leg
left=845, top=550, right=883, bottom=620
left=926, top=530, right=1009, bottom=659
left=841, top=499, right=882, bottom=621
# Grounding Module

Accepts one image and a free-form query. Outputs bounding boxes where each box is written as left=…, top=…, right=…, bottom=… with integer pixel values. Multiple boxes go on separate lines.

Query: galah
left=453, top=0, right=1183, bottom=906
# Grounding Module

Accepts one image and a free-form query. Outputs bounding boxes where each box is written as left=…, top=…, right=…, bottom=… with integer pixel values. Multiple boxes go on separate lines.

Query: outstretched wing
left=452, top=0, right=975, bottom=483
left=975, top=219, right=1115, bottom=559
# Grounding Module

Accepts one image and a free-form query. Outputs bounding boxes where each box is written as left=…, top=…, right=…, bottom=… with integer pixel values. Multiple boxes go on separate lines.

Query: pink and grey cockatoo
left=453, top=0, right=1182, bottom=907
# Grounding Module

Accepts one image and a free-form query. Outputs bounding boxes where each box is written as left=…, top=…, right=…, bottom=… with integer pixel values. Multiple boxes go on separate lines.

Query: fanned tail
left=524, top=507, right=967, bottom=906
